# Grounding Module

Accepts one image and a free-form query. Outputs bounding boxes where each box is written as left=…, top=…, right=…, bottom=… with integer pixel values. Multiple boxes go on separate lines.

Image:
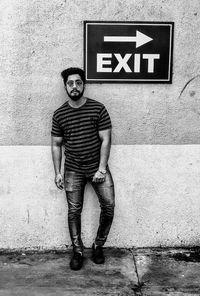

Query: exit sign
left=84, top=21, right=174, bottom=83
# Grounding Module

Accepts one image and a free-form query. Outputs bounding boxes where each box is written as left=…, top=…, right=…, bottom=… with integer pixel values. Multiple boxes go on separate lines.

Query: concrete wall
left=0, top=0, right=200, bottom=249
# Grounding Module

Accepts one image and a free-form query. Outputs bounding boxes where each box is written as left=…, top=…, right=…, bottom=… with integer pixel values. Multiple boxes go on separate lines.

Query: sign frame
left=84, top=21, right=174, bottom=83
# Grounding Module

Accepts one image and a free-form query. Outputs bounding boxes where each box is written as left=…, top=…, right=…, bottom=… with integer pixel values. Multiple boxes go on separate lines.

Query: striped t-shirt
left=51, top=98, right=112, bottom=173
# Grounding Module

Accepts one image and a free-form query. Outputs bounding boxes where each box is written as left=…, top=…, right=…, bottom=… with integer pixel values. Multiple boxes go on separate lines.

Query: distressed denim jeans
left=64, top=169, right=115, bottom=253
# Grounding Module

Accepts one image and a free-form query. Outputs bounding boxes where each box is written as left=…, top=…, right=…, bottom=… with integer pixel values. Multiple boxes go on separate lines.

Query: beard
left=66, top=88, right=84, bottom=101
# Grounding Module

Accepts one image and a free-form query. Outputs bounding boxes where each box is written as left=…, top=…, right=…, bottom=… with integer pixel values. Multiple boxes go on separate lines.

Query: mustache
left=71, top=89, right=80, bottom=94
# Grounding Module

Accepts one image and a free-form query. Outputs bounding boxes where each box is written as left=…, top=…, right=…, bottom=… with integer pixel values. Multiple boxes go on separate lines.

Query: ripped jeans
left=64, top=169, right=115, bottom=253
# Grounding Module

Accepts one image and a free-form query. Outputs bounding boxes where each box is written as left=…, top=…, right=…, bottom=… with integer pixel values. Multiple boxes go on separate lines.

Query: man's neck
left=68, top=96, right=87, bottom=108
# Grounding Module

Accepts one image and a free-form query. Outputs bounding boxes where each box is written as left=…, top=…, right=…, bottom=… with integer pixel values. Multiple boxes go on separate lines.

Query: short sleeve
left=98, top=105, right=112, bottom=131
left=51, top=114, right=63, bottom=137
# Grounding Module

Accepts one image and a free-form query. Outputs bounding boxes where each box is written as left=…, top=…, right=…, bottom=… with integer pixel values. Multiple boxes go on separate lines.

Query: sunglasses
left=66, top=80, right=83, bottom=87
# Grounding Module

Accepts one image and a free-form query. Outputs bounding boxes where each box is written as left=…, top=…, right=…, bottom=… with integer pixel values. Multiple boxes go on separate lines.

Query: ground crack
left=129, top=248, right=145, bottom=296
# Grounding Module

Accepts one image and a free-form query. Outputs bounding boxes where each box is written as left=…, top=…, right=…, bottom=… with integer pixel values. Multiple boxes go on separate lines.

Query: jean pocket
left=64, top=171, right=83, bottom=192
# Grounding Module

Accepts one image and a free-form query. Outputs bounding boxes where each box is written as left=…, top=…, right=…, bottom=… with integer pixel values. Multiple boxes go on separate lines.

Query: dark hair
left=61, top=67, right=86, bottom=85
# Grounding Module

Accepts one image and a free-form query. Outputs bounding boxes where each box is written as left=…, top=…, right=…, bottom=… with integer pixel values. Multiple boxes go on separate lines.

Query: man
left=51, top=67, right=115, bottom=271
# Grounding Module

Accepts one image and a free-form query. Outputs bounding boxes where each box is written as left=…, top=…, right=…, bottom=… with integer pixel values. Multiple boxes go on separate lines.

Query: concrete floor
left=0, top=248, right=200, bottom=295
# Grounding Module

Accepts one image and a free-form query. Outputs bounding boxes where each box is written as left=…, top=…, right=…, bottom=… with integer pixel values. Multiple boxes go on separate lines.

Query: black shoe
left=70, top=252, right=83, bottom=270
left=92, top=243, right=105, bottom=264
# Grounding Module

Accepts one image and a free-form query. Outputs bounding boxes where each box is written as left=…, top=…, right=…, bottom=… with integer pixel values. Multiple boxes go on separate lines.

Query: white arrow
left=104, top=30, right=153, bottom=48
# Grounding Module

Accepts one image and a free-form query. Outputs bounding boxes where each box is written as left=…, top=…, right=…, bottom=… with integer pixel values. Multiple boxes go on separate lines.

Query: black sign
left=84, top=21, right=174, bottom=83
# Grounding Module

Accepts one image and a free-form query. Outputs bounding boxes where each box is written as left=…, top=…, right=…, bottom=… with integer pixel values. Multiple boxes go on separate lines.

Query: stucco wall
left=0, top=0, right=200, bottom=249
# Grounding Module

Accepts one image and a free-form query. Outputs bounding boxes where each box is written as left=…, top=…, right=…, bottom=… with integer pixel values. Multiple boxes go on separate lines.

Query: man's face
left=65, top=74, right=84, bottom=101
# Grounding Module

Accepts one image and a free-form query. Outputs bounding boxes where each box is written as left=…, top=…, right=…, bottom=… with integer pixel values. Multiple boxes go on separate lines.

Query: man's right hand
left=54, top=173, right=64, bottom=190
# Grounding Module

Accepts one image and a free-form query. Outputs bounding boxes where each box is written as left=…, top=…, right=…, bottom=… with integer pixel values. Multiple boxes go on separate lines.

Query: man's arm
left=51, top=136, right=64, bottom=190
left=92, top=128, right=111, bottom=183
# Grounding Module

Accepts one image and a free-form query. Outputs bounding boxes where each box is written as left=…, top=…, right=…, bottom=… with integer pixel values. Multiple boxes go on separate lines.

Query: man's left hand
left=92, top=170, right=106, bottom=183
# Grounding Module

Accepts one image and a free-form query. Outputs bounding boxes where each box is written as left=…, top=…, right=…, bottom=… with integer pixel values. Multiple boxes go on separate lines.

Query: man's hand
left=92, top=170, right=106, bottom=183
left=54, top=173, right=64, bottom=190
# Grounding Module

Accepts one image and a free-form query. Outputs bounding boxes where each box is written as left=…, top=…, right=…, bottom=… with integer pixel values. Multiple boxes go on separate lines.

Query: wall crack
left=178, top=74, right=200, bottom=99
